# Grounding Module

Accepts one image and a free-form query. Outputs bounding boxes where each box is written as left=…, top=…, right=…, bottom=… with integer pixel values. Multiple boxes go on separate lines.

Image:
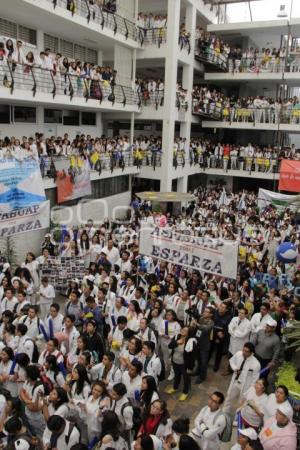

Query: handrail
left=29, top=66, right=37, bottom=97
left=66, top=73, right=74, bottom=99
left=99, top=5, right=105, bottom=29
left=113, top=13, right=117, bottom=35
left=53, top=0, right=57, bottom=7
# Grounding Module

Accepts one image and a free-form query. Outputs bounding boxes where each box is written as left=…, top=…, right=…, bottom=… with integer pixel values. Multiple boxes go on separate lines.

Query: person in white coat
left=228, top=308, right=251, bottom=356
left=191, top=391, right=226, bottom=450
left=43, top=415, right=80, bottom=450
left=223, top=343, right=261, bottom=418
left=61, top=315, right=80, bottom=362
left=250, top=302, right=272, bottom=335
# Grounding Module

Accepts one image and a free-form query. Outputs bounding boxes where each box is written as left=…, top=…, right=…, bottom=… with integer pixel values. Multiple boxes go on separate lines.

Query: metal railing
left=179, top=35, right=191, bottom=54
left=47, top=0, right=138, bottom=41
left=138, top=27, right=167, bottom=47
left=194, top=42, right=228, bottom=72
left=1, top=61, right=136, bottom=106
left=192, top=103, right=300, bottom=126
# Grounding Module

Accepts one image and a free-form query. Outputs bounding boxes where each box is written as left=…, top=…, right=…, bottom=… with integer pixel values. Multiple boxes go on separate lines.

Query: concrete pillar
left=160, top=0, right=181, bottom=192
left=177, top=175, right=188, bottom=193
left=36, top=106, right=44, bottom=128
left=37, top=30, right=44, bottom=52
left=97, top=50, right=103, bottom=66
left=130, top=112, right=135, bottom=144
left=96, top=112, right=102, bottom=135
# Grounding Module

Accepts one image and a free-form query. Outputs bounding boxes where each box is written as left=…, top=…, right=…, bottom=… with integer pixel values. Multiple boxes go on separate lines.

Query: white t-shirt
left=241, top=386, right=268, bottom=427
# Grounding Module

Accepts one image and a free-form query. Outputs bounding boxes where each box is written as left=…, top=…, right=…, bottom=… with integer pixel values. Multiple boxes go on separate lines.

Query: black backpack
left=157, top=356, right=166, bottom=382
left=65, top=422, right=81, bottom=445
left=121, top=400, right=142, bottom=433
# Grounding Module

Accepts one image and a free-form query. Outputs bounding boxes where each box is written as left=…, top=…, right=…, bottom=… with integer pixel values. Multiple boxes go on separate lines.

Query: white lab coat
left=192, top=406, right=226, bottom=450
left=250, top=313, right=272, bottom=334
left=228, top=351, right=261, bottom=395
left=228, top=317, right=251, bottom=355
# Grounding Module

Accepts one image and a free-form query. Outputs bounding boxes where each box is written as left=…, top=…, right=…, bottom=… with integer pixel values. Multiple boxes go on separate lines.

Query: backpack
left=25, top=338, right=39, bottom=363
left=157, top=356, right=166, bottom=382
left=211, top=409, right=232, bottom=443
left=33, top=376, right=53, bottom=396
left=65, top=422, right=81, bottom=445
left=120, top=400, right=142, bottom=432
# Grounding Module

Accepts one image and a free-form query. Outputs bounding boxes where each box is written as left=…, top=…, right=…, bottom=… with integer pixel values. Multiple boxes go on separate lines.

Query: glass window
left=44, top=109, right=62, bottom=124
left=63, top=110, right=79, bottom=126
left=0, top=18, right=17, bottom=40
left=44, top=34, right=59, bottom=53
left=81, top=112, right=96, bottom=126
left=14, top=106, right=36, bottom=123
left=18, top=26, right=36, bottom=45
left=0, top=105, right=10, bottom=124
left=60, top=39, right=73, bottom=58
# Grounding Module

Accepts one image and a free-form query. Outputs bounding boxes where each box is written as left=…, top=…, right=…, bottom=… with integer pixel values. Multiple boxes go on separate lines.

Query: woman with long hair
left=98, top=410, right=127, bottom=450
left=120, top=336, right=143, bottom=371
left=138, top=400, right=172, bottom=440
left=140, top=376, right=159, bottom=412
left=127, top=300, right=143, bottom=332
left=84, top=380, right=110, bottom=441
left=133, top=433, right=162, bottom=450
left=0, top=346, right=17, bottom=396
left=44, top=355, right=65, bottom=388
left=42, top=386, right=69, bottom=421
left=166, top=326, right=197, bottom=401
left=21, top=253, right=39, bottom=303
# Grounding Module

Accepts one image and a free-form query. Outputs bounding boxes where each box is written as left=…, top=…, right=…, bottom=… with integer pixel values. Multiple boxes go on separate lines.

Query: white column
left=180, top=3, right=196, bottom=144
left=130, top=112, right=135, bottom=144
left=160, top=0, right=181, bottom=192
left=96, top=112, right=103, bottom=135
left=97, top=50, right=103, bottom=66
left=37, top=30, right=44, bottom=52
left=177, top=176, right=188, bottom=193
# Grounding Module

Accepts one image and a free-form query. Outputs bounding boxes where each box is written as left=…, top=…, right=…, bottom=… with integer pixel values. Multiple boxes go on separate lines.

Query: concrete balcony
left=207, top=19, right=289, bottom=35
left=1, top=62, right=139, bottom=113
left=9, top=0, right=139, bottom=49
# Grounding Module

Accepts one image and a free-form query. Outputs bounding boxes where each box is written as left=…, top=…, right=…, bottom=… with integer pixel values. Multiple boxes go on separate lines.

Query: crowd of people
left=192, top=86, right=300, bottom=125
left=0, top=187, right=298, bottom=450
left=65, top=0, right=117, bottom=15
left=194, top=28, right=300, bottom=74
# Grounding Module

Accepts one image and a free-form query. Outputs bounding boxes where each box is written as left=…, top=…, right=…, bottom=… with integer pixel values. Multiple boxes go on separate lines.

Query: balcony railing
left=138, top=27, right=167, bottom=47
left=1, top=61, right=136, bottom=106
left=192, top=103, right=300, bottom=126
left=46, top=0, right=138, bottom=42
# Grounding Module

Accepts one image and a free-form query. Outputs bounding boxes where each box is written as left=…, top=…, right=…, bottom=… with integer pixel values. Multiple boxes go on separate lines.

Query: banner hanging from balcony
left=139, top=227, right=238, bottom=279
left=279, top=160, right=300, bottom=193
left=0, top=156, right=50, bottom=236
left=55, top=156, right=92, bottom=204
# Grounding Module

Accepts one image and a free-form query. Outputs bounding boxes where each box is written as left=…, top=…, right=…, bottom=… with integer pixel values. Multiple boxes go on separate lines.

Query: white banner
left=0, top=201, right=50, bottom=238
left=140, top=227, right=238, bottom=279
left=258, top=189, right=299, bottom=210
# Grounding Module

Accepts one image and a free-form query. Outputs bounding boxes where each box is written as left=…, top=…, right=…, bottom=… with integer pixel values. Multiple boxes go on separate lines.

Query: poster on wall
left=139, top=227, right=239, bottom=279
left=55, top=156, right=92, bottom=204
left=0, top=156, right=50, bottom=236
left=279, top=160, right=300, bottom=192
left=41, top=256, right=85, bottom=291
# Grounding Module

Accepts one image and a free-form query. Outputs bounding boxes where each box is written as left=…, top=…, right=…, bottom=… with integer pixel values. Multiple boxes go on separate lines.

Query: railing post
left=30, top=66, right=37, bottom=97
left=113, top=14, right=117, bottom=34
left=84, top=0, right=91, bottom=22
left=53, top=0, right=57, bottom=8
left=67, top=74, right=74, bottom=99
left=121, top=86, right=126, bottom=107
left=99, top=6, right=105, bottom=29
left=50, top=69, right=56, bottom=98
left=6, top=60, right=15, bottom=94
left=124, top=18, right=129, bottom=39
left=98, top=80, right=103, bottom=104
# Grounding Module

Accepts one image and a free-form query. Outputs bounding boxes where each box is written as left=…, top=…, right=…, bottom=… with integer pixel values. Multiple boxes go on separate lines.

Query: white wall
left=0, top=122, right=103, bottom=140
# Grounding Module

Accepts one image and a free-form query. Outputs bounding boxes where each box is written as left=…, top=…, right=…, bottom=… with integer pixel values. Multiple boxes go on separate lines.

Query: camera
left=186, top=306, right=200, bottom=321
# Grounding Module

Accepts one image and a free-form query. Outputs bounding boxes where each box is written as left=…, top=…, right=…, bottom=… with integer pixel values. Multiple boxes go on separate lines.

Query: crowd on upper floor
left=66, top=0, right=117, bottom=15
left=192, top=86, right=300, bottom=124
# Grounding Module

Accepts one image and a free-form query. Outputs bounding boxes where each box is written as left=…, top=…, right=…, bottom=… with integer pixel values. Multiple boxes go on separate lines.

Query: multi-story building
left=1, top=0, right=300, bottom=234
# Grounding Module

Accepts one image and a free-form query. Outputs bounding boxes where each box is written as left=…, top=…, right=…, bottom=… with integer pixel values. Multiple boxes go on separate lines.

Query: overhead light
left=277, top=4, right=288, bottom=17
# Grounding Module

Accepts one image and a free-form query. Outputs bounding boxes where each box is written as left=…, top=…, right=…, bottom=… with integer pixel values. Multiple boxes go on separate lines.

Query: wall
left=206, top=175, right=233, bottom=190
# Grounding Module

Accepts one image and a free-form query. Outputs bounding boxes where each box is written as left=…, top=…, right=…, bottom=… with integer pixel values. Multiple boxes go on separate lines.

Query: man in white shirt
left=16, top=323, right=35, bottom=361
left=90, top=351, right=122, bottom=390
left=192, top=391, right=226, bottom=450
left=223, top=342, right=260, bottom=418
left=250, top=302, right=272, bottom=335
left=16, top=305, right=45, bottom=340
left=38, top=276, right=55, bottom=320
left=44, top=302, right=64, bottom=339
left=12, top=40, right=26, bottom=65
left=102, top=239, right=120, bottom=265
left=228, top=308, right=251, bottom=356
left=43, top=416, right=80, bottom=450
left=117, top=251, right=132, bottom=273
left=142, top=341, right=162, bottom=384
left=110, top=383, right=133, bottom=434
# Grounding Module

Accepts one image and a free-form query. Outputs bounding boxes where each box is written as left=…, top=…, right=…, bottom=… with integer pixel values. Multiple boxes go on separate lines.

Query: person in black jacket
left=165, top=326, right=197, bottom=401
left=208, top=303, right=232, bottom=372
left=84, top=319, right=105, bottom=363
left=192, top=306, right=215, bottom=384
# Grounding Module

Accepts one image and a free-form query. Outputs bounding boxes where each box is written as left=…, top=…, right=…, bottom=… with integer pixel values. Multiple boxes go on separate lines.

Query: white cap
left=14, top=439, right=30, bottom=450
left=2, top=263, right=10, bottom=272
left=277, top=402, right=294, bottom=420
left=266, top=317, right=277, bottom=327
left=238, top=428, right=258, bottom=440
left=101, top=249, right=108, bottom=255
left=86, top=275, right=95, bottom=283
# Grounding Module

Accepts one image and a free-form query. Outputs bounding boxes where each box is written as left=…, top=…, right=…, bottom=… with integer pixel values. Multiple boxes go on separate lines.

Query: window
left=0, top=105, right=10, bottom=124
left=81, top=112, right=96, bottom=126
left=86, top=48, right=97, bottom=64
left=44, top=34, right=59, bottom=53
left=13, top=106, right=36, bottom=123
left=60, top=39, right=73, bottom=58
left=44, top=109, right=62, bottom=124
left=74, top=44, right=86, bottom=61
left=0, top=18, right=36, bottom=45
left=63, top=110, right=79, bottom=126
left=91, top=176, right=129, bottom=198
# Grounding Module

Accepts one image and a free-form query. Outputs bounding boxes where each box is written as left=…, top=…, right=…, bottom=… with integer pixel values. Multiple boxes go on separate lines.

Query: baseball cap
left=238, top=428, right=258, bottom=440
left=277, top=402, right=294, bottom=420
left=266, top=318, right=277, bottom=327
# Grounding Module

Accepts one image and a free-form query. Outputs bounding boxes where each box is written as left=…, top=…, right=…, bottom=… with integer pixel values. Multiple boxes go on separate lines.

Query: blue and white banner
left=0, top=157, right=49, bottom=236
left=0, top=158, right=45, bottom=212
